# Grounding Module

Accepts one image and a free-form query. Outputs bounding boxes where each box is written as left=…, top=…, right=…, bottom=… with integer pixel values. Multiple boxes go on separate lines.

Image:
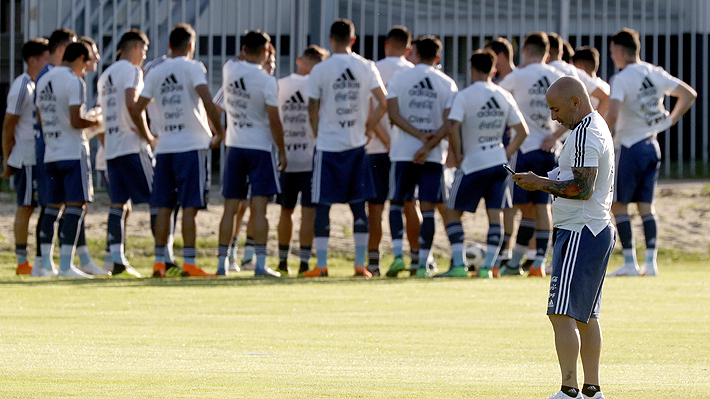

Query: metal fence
left=1, top=0, right=708, bottom=177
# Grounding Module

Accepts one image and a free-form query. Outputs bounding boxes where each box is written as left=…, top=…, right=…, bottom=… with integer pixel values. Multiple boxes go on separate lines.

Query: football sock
left=496, top=233, right=511, bottom=265
left=278, top=244, right=290, bottom=264
left=410, top=249, right=419, bottom=267
left=242, top=237, right=255, bottom=262
left=217, top=245, right=228, bottom=274
left=16, top=244, right=28, bottom=265
left=418, top=211, right=435, bottom=269
left=255, top=245, right=267, bottom=272
left=615, top=214, right=636, bottom=265
left=59, top=206, right=84, bottom=272
left=483, top=224, right=502, bottom=269
left=149, top=207, right=158, bottom=237
left=642, top=214, right=658, bottom=265
left=314, top=204, right=331, bottom=268
left=182, top=247, right=196, bottom=265
left=389, top=203, right=404, bottom=258
left=446, top=222, right=465, bottom=268
left=299, top=245, right=312, bottom=264
left=351, top=201, right=369, bottom=267
left=582, top=384, right=601, bottom=398
left=368, top=250, right=380, bottom=271
left=509, top=218, right=535, bottom=267
left=76, top=218, right=92, bottom=266
left=154, top=245, right=166, bottom=264
left=533, top=230, right=552, bottom=269
left=560, top=385, right=579, bottom=398
left=40, top=207, right=61, bottom=270
left=108, top=207, right=126, bottom=265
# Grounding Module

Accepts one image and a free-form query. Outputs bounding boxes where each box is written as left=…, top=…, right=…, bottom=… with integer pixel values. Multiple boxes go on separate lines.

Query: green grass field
left=0, top=247, right=708, bottom=398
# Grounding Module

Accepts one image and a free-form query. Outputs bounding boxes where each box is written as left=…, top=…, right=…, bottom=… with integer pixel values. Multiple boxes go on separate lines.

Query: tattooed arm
left=512, top=167, right=598, bottom=200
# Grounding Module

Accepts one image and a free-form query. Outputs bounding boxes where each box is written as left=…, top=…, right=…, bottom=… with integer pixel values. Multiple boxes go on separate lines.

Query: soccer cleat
left=475, top=268, right=492, bottom=279
left=434, top=266, right=469, bottom=278
left=415, top=267, right=432, bottom=278
left=35, top=267, right=58, bottom=277
left=640, top=263, right=658, bottom=277
left=277, top=262, right=291, bottom=276
left=165, top=264, right=183, bottom=277
left=606, top=263, right=640, bottom=277
left=500, top=265, right=524, bottom=276
left=57, top=265, right=94, bottom=279
left=152, top=262, right=166, bottom=277
left=385, top=256, right=406, bottom=277
left=113, top=265, right=142, bottom=278
left=528, top=266, right=546, bottom=277
left=241, top=257, right=255, bottom=271
left=547, top=391, right=582, bottom=399
left=255, top=266, right=281, bottom=278
left=80, top=261, right=111, bottom=276
left=227, top=257, right=240, bottom=272
left=522, top=259, right=534, bottom=272
left=103, top=254, right=114, bottom=273
left=182, top=263, right=216, bottom=277
left=491, top=266, right=501, bottom=278
left=302, top=266, right=328, bottom=277
left=298, top=261, right=310, bottom=275
left=353, top=265, right=372, bottom=278
left=16, top=261, right=32, bottom=275
left=368, top=267, right=381, bottom=277
left=582, top=391, right=605, bottom=399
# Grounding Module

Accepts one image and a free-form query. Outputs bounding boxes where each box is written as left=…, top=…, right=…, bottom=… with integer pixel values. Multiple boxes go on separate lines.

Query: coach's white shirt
left=552, top=111, right=614, bottom=235
left=140, top=56, right=212, bottom=154
left=448, top=81, right=524, bottom=174
left=222, top=60, right=278, bottom=152
left=306, top=52, right=385, bottom=152
left=5, top=73, right=36, bottom=167
left=98, top=60, right=150, bottom=160
left=609, top=61, right=681, bottom=148
left=499, top=63, right=565, bottom=154
left=36, top=66, right=89, bottom=163
left=278, top=73, right=315, bottom=172
left=386, top=63, right=457, bottom=164
left=368, top=56, right=415, bottom=154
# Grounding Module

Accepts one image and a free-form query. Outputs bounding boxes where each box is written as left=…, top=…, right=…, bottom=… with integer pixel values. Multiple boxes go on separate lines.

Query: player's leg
left=12, top=165, right=37, bottom=274
left=638, top=202, right=658, bottom=276
left=57, top=156, right=95, bottom=278
left=577, top=317, right=602, bottom=393
left=351, top=200, right=370, bottom=277
left=608, top=144, right=642, bottom=276
left=415, top=163, right=446, bottom=278
left=180, top=207, right=208, bottom=275
left=217, top=198, right=241, bottom=275
left=387, top=162, right=418, bottom=277
left=437, top=168, right=470, bottom=277
left=403, top=200, right=421, bottom=269
left=251, top=196, right=279, bottom=277
left=278, top=206, right=294, bottom=273
left=549, top=314, right=581, bottom=397
left=303, top=203, right=330, bottom=277
left=367, top=202, right=384, bottom=276
left=529, top=203, right=552, bottom=277
left=242, top=211, right=256, bottom=269
left=299, top=205, right=315, bottom=274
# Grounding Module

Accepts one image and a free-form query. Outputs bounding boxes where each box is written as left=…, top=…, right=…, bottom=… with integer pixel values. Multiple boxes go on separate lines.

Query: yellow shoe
left=182, top=263, right=215, bottom=277
left=16, top=261, right=32, bottom=275
left=353, top=265, right=372, bottom=278
left=302, top=266, right=328, bottom=277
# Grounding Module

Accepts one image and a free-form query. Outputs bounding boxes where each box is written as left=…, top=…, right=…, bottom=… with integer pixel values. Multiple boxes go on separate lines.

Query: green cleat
left=500, top=265, right=524, bottom=276
left=165, top=265, right=183, bottom=277
left=415, top=267, right=432, bottom=278
left=434, top=266, right=469, bottom=278
left=386, top=256, right=406, bottom=277
left=477, top=268, right=493, bottom=279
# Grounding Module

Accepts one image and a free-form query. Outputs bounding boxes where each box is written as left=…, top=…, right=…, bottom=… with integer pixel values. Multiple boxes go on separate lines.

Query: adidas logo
left=637, top=76, right=658, bottom=98
left=282, top=90, right=307, bottom=111
left=408, top=77, right=438, bottom=98
left=641, top=76, right=655, bottom=90
left=528, top=76, right=551, bottom=95
left=227, top=77, right=250, bottom=99
left=413, top=77, right=434, bottom=90
left=477, top=96, right=504, bottom=117
left=159, top=74, right=183, bottom=94
left=332, top=68, right=360, bottom=89
left=101, top=74, right=117, bottom=96
left=38, top=82, right=55, bottom=101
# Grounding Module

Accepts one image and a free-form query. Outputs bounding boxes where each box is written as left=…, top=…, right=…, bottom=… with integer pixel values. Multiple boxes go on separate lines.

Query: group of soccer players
left=2, top=19, right=695, bottom=283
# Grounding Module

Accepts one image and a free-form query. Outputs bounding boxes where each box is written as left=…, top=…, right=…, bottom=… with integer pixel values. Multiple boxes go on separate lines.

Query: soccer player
left=605, top=28, right=696, bottom=277
left=385, top=35, right=457, bottom=278
left=513, top=76, right=615, bottom=399
left=276, top=45, right=329, bottom=276
left=97, top=29, right=153, bottom=277
left=498, top=32, right=565, bottom=277
left=429, top=49, right=528, bottom=278
left=35, top=41, right=102, bottom=278
left=2, top=38, right=49, bottom=275
left=131, top=23, right=224, bottom=277
left=303, top=18, right=387, bottom=277
left=572, top=47, right=610, bottom=112
left=484, top=37, right=516, bottom=82
left=216, top=30, right=286, bottom=277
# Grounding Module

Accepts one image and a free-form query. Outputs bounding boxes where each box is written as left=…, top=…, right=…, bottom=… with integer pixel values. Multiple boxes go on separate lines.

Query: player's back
left=6, top=73, right=36, bottom=167
left=142, top=55, right=168, bottom=134
left=278, top=73, right=314, bottom=173
left=368, top=56, right=414, bottom=154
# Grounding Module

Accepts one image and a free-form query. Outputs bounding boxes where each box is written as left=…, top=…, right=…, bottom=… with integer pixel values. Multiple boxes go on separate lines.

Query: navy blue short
left=12, top=165, right=37, bottom=207
left=35, top=133, right=51, bottom=206
left=447, top=165, right=508, bottom=212
left=312, top=146, right=375, bottom=205
left=222, top=146, right=280, bottom=200
left=388, top=161, right=445, bottom=204
left=513, top=149, right=557, bottom=205
left=548, top=225, right=615, bottom=323
left=151, top=149, right=210, bottom=209
left=368, top=153, right=391, bottom=205
left=45, top=155, right=94, bottom=204
left=107, top=151, right=154, bottom=205
left=614, top=138, right=661, bottom=204
left=277, top=171, right=313, bottom=209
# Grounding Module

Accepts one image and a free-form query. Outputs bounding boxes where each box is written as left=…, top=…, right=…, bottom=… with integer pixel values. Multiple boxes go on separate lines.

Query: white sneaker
left=57, top=265, right=94, bottom=278
left=547, top=391, right=582, bottom=399
left=241, top=258, right=255, bottom=271
left=606, top=263, right=640, bottom=277
left=227, top=257, right=240, bottom=272
left=31, top=257, right=44, bottom=277
left=35, top=266, right=59, bottom=277
left=112, top=264, right=142, bottom=278
left=103, top=255, right=114, bottom=273
left=583, top=391, right=605, bottom=399
left=640, top=263, right=658, bottom=276
left=80, top=261, right=111, bottom=276
left=254, top=266, right=281, bottom=278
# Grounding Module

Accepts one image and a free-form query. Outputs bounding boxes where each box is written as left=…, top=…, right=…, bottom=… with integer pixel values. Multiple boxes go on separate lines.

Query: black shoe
left=522, top=259, right=534, bottom=272
left=367, top=267, right=381, bottom=277
left=298, top=262, right=310, bottom=275
left=278, top=262, right=290, bottom=276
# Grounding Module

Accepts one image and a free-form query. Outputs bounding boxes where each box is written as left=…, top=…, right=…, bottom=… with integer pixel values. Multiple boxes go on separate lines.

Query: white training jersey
left=140, top=56, right=212, bottom=154
left=499, top=63, right=565, bottom=153
left=448, top=81, right=524, bottom=174
left=278, top=73, right=316, bottom=172
left=548, top=60, right=600, bottom=95
left=306, top=53, right=385, bottom=152
left=97, top=60, right=150, bottom=160
left=386, top=63, right=458, bottom=164
left=143, top=55, right=168, bottom=135
left=609, top=62, right=681, bottom=148
left=222, top=60, right=278, bottom=152
left=368, top=56, right=415, bottom=154
left=552, top=111, right=614, bottom=235
left=35, top=66, right=89, bottom=163
left=589, top=75, right=610, bottom=110
left=5, top=73, right=36, bottom=167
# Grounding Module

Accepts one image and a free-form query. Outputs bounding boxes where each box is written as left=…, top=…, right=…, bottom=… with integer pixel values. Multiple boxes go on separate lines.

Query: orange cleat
left=302, top=266, right=328, bottom=277
left=492, top=266, right=501, bottom=278
left=16, top=261, right=32, bottom=275
left=152, top=262, right=166, bottom=277
left=182, top=263, right=216, bottom=277
left=528, top=266, right=547, bottom=277
left=353, top=265, right=372, bottom=278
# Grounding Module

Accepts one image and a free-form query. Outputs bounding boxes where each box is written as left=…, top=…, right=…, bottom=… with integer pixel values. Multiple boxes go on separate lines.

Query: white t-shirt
left=278, top=73, right=316, bottom=172
left=589, top=75, right=610, bottom=110
left=97, top=60, right=150, bottom=160
left=449, top=81, right=524, bottom=174
left=139, top=56, right=212, bottom=154
left=143, top=56, right=168, bottom=135
left=386, top=64, right=458, bottom=164
left=609, top=62, right=681, bottom=148
left=35, top=66, right=89, bottom=163
left=552, top=111, right=614, bottom=236
left=368, top=56, right=415, bottom=154
left=306, top=53, right=385, bottom=152
left=5, top=73, right=36, bottom=167
left=548, top=60, right=600, bottom=95
left=499, top=63, right=565, bottom=153
left=222, top=60, right=278, bottom=152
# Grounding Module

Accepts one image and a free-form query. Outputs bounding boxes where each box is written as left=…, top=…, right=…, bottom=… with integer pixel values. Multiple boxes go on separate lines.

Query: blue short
left=35, top=133, right=51, bottom=206
left=107, top=151, right=154, bottom=205
left=151, top=149, right=210, bottom=209
left=277, top=171, right=313, bottom=209
left=222, top=146, right=280, bottom=199
left=45, top=155, right=94, bottom=204
left=614, top=138, right=661, bottom=204
left=513, top=149, right=557, bottom=205
left=12, top=165, right=37, bottom=207
left=447, top=165, right=508, bottom=212
left=388, top=161, right=445, bottom=204
left=312, top=146, right=375, bottom=205
left=368, top=153, right=391, bottom=205
left=548, top=225, right=615, bottom=323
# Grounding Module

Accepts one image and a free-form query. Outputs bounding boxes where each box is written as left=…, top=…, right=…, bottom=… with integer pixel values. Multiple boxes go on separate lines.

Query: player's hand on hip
left=512, top=171, right=542, bottom=191
left=412, top=146, right=429, bottom=164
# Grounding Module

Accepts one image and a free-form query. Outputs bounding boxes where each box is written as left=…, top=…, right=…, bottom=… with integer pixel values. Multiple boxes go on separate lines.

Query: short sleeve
left=572, top=126, right=602, bottom=168
left=447, top=93, right=465, bottom=122
left=305, top=70, right=321, bottom=100
left=264, top=76, right=279, bottom=107
left=140, top=73, right=155, bottom=100
left=68, top=77, right=85, bottom=106
left=498, top=74, right=515, bottom=94
left=212, top=87, right=224, bottom=108
left=576, top=69, right=599, bottom=94
left=5, top=79, right=25, bottom=116
left=608, top=73, right=627, bottom=102
left=190, top=61, right=209, bottom=88
left=654, top=67, right=682, bottom=95
left=125, top=66, right=142, bottom=90
left=505, top=94, right=524, bottom=126
left=385, top=73, right=400, bottom=100
left=443, top=79, right=458, bottom=109
left=368, top=61, right=385, bottom=92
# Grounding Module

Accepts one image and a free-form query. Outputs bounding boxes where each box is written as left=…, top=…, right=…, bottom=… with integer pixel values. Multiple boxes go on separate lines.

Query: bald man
left=513, top=76, right=615, bottom=399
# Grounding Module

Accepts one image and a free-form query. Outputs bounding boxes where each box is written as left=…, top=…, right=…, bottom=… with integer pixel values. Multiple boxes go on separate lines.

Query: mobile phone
left=503, top=164, right=515, bottom=174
